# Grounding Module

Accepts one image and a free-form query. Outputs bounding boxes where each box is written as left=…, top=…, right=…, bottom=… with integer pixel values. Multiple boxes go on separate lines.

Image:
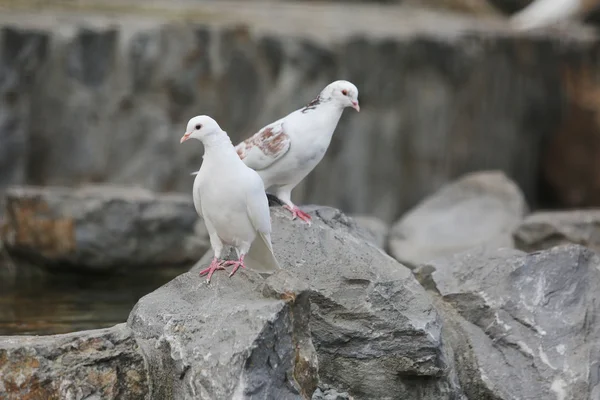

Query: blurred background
left=1, top=0, right=600, bottom=335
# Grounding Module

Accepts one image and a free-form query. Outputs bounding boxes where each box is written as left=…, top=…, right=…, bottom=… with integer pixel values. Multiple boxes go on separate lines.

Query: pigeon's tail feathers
left=245, top=232, right=280, bottom=274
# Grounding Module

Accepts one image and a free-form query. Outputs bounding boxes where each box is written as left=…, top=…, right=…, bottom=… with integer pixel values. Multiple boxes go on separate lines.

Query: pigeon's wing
left=235, top=120, right=291, bottom=171
left=244, top=176, right=280, bottom=273
left=192, top=173, right=203, bottom=218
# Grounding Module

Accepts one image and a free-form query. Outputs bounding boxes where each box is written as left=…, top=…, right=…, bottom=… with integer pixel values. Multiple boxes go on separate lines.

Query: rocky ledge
left=0, top=324, right=147, bottom=399
left=514, top=209, right=600, bottom=254
left=0, top=185, right=208, bottom=272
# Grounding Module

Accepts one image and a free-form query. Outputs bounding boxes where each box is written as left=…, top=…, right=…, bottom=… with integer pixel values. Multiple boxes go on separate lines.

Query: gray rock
left=348, top=214, right=389, bottom=249
left=127, top=268, right=318, bottom=399
left=389, top=171, right=528, bottom=269
left=416, top=245, right=600, bottom=400
left=193, top=205, right=461, bottom=400
left=1, top=185, right=208, bottom=271
left=0, top=323, right=148, bottom=399
left=312, top=384, right=352, bottom=400
left=514, top=209, right=600, bottom=254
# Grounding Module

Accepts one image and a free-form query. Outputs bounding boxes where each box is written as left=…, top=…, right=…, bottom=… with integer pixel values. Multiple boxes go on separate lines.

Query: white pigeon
left=510, top=0, right=597, bottom=29
left=180, top=115, right=280, bottom=283
left=234, top=80, right=360, bottom=225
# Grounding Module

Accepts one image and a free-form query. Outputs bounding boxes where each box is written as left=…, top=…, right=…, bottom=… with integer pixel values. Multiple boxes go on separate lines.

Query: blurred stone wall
left=0, top=3, right=599, bottom=222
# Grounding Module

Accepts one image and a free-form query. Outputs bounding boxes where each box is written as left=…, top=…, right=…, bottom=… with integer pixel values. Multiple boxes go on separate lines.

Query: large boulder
left=194, top=205, right=462, bottom=400
left=389, top=171, right=528, bottom=269
left=128, top=268, right=319, bottom=399
left=0, top=323, right=148, bottom=400
left=1, top=185, right=207, bottom=272
left=416, top=245, right=600, bottom=400
left=514, top=209, right=600, bottom=254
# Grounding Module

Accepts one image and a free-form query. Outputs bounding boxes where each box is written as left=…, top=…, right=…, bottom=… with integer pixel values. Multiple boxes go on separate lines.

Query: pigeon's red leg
left=223, top=255, right=246, bottom=277
left=283, top=205, right=312, bottom=225
left=199, top=257, right=225, bottom=283
left=295, top=209, right=312, bottom=223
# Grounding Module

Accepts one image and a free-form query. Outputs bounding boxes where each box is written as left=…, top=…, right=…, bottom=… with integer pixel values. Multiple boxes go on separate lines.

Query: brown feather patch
left=236, top=125, right=289, bottom=160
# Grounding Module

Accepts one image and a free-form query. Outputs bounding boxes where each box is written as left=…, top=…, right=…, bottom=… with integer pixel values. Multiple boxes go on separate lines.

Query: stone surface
left=348, top=214, right=389, bottom=249
left=416, top=245, right=600, bottom=400
left=389, top=171, right=528, bottom=269
left=1, top=185, right=207, bottom=271
left=311, top=384, right=352, bottom=400
left=514, top=209, right=600, bottom=254
left=0, top=323, right=148, bottom=400
left=194, top=205, right=462, bottom=400
left=128, top=268, right=318, bottom=399
left=0, top=3, right=597, bottom=221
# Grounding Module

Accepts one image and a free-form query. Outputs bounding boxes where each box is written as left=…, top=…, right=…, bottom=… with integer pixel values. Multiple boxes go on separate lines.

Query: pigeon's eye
left=195, top=124, right=202, bottom=130
left=342, top=90, right=348, bottom=96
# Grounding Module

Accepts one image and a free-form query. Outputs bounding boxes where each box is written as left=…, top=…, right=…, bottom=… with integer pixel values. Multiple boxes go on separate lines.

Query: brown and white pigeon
left=180, top=115, right=280, bottom=283
left=234, top=80, right=360, bottom=225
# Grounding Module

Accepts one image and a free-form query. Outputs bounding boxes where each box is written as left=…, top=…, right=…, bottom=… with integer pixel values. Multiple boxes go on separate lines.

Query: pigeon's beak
left=351, top=100, right=360, bottom=112
left=180, top=132, right=191, bottom=143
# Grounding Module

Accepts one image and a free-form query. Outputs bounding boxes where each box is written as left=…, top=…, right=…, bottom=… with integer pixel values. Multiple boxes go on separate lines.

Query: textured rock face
left=0, top=323, right=148, bottom=400
left=416, top=245, right=600, bottom=400
left=195, top=205, right=461, bottom=400
left=0, top=28, right=47, bottom=211
left=311, top=384, right=352, bottom=400
left=0, top=4, right=595, bottom=221
left=128, top=268, right=318, bottom=399
left=1, top=185, right=207, bottom=271
left=389, top=171, right=527, bottom=268
left=514, top=209, right=600, bottom=253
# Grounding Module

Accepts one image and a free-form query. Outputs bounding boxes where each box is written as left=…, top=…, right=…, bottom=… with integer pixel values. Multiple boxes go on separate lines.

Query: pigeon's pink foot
left=223, top=255, right=246, bottom=278
left=283, top=205, right=312, bottom=225
left=199, top=257, right=225, bottom=283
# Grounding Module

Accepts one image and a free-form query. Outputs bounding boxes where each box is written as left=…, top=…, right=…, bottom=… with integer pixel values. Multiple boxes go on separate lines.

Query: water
left=0, top=252, right=188, bottom=336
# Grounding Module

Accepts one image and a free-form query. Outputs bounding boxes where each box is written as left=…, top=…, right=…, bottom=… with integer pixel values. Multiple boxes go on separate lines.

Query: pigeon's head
left=180, top=115, right=223, bottom=144
left=324, top=80, right=360, bottom=112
